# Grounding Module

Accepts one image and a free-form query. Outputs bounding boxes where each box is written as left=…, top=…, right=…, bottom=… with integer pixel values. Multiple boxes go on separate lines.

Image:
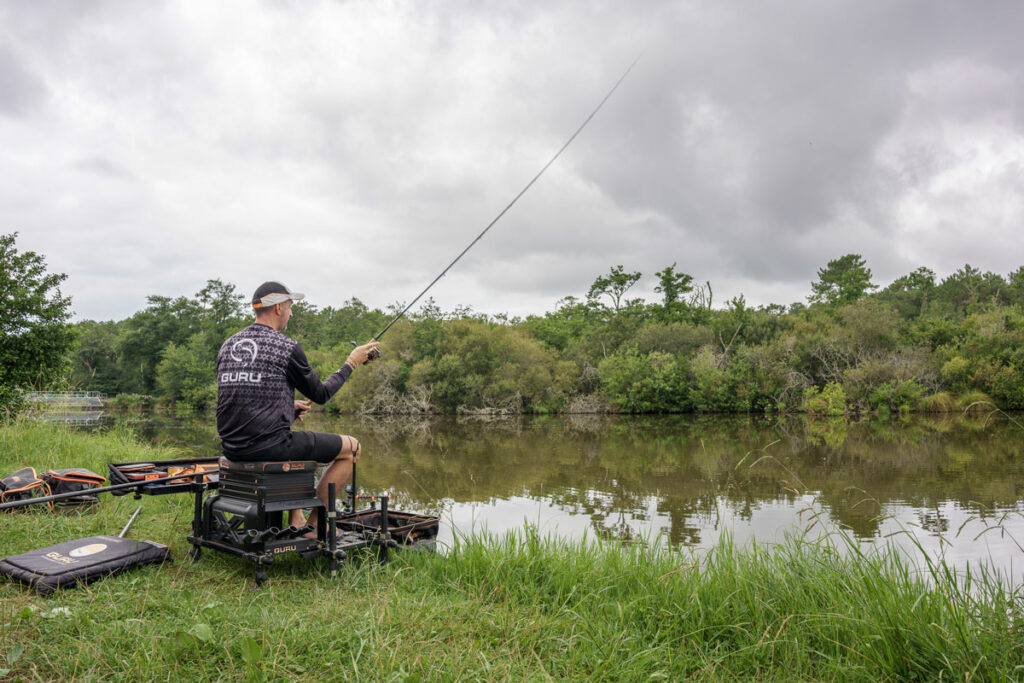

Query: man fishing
left=216, top=281, right=379, bottom=533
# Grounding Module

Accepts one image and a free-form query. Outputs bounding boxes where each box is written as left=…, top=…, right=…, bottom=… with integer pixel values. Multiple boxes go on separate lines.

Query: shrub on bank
left=597, top=348, right=691, bottom=413
left=801, top=381, right=847, bottom=415
left=689, top=347, right=736, bottom=412
left=406, top=320, right=575, bottom=413
left=978, top=358, right=1024, bottom=409
left=867, top=379, right=926, bottom=414
left=105, top=393, right=154, bottom=413
left=633, top=321, right=714, bottom=356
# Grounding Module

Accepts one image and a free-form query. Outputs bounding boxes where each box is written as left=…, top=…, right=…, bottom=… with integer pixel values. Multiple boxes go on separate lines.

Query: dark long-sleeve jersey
left=216, top=323, right=351, bottom=455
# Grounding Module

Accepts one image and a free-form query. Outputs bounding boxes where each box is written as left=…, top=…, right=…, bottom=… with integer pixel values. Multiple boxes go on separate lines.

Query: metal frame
left=186, top=462, right=400, bottom=586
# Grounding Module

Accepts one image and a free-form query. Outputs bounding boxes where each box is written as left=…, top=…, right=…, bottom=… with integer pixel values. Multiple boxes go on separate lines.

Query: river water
left=130, top=412, right=1024, bottom=581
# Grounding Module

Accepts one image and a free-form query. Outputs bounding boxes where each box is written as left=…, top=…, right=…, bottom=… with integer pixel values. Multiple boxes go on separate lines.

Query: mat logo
left=44, top=551, right=78, bottom=565
left=70, top=543, right=107, bottom=558
left=229, top=338, right=258, bottom=365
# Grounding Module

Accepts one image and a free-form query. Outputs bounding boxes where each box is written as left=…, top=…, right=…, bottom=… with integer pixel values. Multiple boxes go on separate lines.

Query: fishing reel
left=349, top=341, right=382, bottom=364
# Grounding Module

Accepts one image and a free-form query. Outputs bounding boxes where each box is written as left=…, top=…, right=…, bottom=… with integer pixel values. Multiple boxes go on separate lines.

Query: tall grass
left=1, top=421, right=1023, bottom=680
left=918, top=391, right=959, bottom=413
left=0, top=418, right=180, bottom=474
left=959, top=390, right=995, bottom=413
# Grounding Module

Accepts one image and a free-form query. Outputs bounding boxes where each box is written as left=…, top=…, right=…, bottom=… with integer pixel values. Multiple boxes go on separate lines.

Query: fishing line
left=372, top=53, right=643, bottom=341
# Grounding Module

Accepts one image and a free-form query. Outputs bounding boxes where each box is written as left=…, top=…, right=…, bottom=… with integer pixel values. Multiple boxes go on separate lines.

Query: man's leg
left=292, top=435, right=361, bottom=532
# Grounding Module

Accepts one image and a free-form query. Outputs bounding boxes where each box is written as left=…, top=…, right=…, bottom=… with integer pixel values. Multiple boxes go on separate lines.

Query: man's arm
left=285, top=340, right=381, bottom=405
left=285, top=343, right=350, bottom=404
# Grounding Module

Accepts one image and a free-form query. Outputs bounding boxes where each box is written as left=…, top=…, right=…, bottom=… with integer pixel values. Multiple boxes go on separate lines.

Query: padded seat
left=217, top=458, right=318, bottom=475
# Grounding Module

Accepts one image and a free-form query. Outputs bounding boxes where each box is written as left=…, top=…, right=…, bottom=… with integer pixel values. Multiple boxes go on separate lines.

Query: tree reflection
left=130, top=412, right=1024, bottom=546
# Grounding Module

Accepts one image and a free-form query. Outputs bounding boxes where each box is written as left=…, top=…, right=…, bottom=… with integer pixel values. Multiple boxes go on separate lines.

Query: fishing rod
left=360, top=54, right=642, bottom=351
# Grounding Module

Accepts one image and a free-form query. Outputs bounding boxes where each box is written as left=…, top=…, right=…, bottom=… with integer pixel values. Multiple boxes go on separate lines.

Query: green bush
left=597, top=348, right=690, bottom=413
left=981, top=362, right=1024, bottom=410
left=155, top=335, right=216, bottom=412
left=867, top=380, right=925, bottom=413
left=841, top=349, right=937, bottom=411
left=689, top=348, right=741, bottom=412
left=837, top=300, right=902, bottom=355
left=633, top=322, right=714, bottom=356
left=732, top=343, right=799, bottom=411
left=408, top=320, right=574, bottom=412
left=106, top=393, right=154, bottom=413
left=802, top=382, right=847, bottom=415
left=41, top=263, right=1024, bottom=416
left=940, top=356, right=971, bottom=394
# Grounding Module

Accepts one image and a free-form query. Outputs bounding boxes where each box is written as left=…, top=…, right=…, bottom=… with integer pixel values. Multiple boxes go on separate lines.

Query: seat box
left=217, top=458, right=317, bottom=503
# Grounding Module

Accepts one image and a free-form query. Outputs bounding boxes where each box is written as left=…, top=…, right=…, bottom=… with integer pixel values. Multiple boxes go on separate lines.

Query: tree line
left=4, top=232, right=1024, bottom=416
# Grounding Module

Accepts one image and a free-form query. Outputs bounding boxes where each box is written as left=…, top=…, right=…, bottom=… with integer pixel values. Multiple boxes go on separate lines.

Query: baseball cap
left=252, top=281, right=305, bottom=308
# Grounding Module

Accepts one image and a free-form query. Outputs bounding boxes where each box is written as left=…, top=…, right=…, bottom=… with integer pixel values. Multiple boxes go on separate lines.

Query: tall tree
left=1008, top=266, right=1024, bottom=306
left=935, top=264, right=1008, bottom=314
left=197, top=279, right=246, bottom=333
left=70, top=320, right=122, bottom=394
left=0, top=233, right=76, bottom=416
left=877, top=266, right=936, bottom=319
left=654, top=263, right=694, bottom=309
left=116, top=295, right=202, bottom=394
left=808, top=254, right=876, bottom=307
left=194, top=278, right=249, bottom=356
left=587, top=265, right=641, bottom=312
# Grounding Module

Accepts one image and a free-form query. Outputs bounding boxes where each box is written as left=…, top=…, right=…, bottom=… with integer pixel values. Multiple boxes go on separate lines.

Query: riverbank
left=98, top=388, right=1001, bottom=418
left=1, top=422, right=1022, bottom=680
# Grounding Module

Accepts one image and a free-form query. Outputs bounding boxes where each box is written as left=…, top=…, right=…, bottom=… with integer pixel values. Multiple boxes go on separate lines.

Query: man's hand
left=346, top=340, right=381, bottom=368
left=294, top=399, right=311, bottom=421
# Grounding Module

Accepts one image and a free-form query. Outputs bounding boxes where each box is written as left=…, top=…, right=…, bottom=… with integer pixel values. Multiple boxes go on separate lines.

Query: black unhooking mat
left=0, top=535, right=171, bottom=594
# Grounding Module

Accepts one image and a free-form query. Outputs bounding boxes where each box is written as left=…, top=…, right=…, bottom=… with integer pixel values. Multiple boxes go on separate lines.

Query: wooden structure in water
left=24, top=391, right=105, bottom=425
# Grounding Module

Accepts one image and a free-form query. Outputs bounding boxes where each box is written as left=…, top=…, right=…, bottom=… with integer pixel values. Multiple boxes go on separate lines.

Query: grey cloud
left=71, top=157, right=135, bottom=181
left=4, top=0, right=1024, bottom=321
left=551, top=1, right=1024, bottom=290
left=0, top=45, right=47, bottom=116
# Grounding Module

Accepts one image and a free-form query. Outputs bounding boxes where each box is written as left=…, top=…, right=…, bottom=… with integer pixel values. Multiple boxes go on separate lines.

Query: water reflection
left=125, top=412, right=1024, bottom=578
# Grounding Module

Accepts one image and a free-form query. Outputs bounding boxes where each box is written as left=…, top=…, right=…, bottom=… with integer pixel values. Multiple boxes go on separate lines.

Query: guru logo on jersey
left=230, top=338, right=258, bottom=365
left=221, top=371, right=262, bottom=384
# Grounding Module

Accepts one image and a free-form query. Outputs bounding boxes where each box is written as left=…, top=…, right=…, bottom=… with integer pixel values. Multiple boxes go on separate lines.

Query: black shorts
left=228, top=431, right=343, bottom=464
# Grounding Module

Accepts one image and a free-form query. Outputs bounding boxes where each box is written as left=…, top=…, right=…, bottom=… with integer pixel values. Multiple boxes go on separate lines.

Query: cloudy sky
left=3, top=1, right=1023, bottom=321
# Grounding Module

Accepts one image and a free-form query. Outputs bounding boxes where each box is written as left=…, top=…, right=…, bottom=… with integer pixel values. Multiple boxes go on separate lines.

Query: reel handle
left=349, top=341, right=382, bottom=364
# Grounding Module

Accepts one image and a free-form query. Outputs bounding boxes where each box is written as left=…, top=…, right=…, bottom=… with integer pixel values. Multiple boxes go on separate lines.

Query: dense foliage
left=59, top=255, right=1024, bottom=414
left=0, top=233, right=76, bottom=417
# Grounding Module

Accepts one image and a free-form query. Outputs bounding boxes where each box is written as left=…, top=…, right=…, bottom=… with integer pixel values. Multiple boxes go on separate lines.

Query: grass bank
left=1, top=421, right=1022, bottom=681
